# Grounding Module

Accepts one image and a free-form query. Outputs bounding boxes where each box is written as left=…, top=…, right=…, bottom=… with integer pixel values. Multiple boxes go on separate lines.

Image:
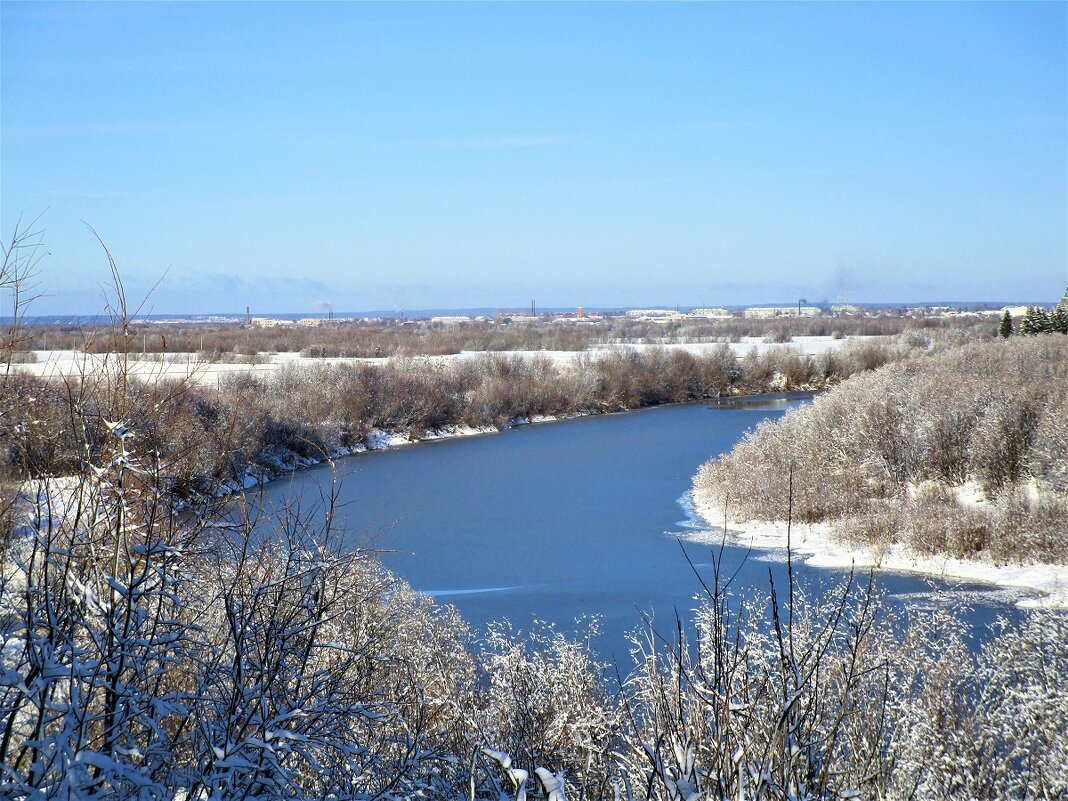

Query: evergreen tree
left=1050, top=304, right=1068, bottom=335
left=1034, top=307, right=1052, bottom=333
left=998, top=310, right=1013, bottom=338
left=1020, top=306, right=1052, bottom=335
left=1020, top=307, right=1036, bottom=335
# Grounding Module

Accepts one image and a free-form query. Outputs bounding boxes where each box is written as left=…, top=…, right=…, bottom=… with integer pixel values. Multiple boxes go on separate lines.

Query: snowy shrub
left=618, top=561, right=1068, bottom=801
left=693, top=336, right=1068, bottom=565
left=0, top=453, right=477, bottom=799
left=885, top=612, right=1068, bottom=801
left=473, top=620, right=619, bottom=800
left=617, top=566, right=898, bottom=801
left=1026, top=383, right=1068, bottom=492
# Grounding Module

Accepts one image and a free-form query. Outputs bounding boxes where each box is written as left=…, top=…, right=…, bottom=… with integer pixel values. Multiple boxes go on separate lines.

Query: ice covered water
left=257, top=400, right=1029, bottom=660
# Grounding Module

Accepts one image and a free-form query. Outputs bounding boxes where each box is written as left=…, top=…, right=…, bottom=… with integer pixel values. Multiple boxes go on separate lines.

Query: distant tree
left=1020, top=307, right=1036, bottom=335
left=1051, top=304, right=1068, bottom=335
left=998, top=310, right=1013, bottom=338
left=1020, top=306, right=1052, bottom=335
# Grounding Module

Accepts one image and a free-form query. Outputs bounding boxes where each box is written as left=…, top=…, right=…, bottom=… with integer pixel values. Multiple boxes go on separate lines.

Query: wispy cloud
left=424, top=132, right=566, bottom=149
left=2, top=3, right=152, bottom=22
left=43, top=189, right=148, bottom=200
left=169, top=272, right=334, bottom=297
left=4, top=121, right=223, bottom=143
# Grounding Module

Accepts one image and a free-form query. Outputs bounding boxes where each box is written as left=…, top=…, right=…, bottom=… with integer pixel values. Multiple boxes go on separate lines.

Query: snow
left=364, top=430, right=412, bottom=450
left=419, top=423, right=497, bottom=440
left=10, top=336, right=867, bottom=386
left=437, top=335, right=861, bottom=365
left=683, top=494, right=1068, bottom=610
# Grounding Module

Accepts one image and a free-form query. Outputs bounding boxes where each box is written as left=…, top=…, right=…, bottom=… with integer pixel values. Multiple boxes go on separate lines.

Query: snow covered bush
left=471, top=620, right=619, bottom=800
left=884, top=611, right=1068, bottom=800
left=177, top=496, right=475, bottom=800
left=617, top=557, right=1068, bottom=801
left=617, top=566, right=895, bottom=801
left=0, top=383, right=207, bottom=796
left=0, top=438, right=478, bottom=799
left=693, top=336, right=1068, bottom=565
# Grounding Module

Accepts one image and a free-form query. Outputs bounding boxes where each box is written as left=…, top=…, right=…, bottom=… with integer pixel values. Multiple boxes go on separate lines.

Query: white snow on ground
left=7, top=349, right=385, bottom=386
left=439, top=335, right=863, bottom=365
left=684, top=495, right=1068, bottom=610
left=10, top=336, right=867, bottom=386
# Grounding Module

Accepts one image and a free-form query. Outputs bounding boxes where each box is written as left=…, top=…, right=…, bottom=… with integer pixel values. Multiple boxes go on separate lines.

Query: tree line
left=1000, top=305, right=1068, bottom=337
left=16, top=312, right=993, bottom=360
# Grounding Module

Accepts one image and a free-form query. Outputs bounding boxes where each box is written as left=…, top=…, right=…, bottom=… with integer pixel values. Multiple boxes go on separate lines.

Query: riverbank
left=213, top=411, right=593, bottom=497
left=221, top=391, right=822, bottom=499
left=10, top=337, right=866, bottom=386
left=12, top=338, right=897, bottom=499
left=683, top=494, right=1068, bottom=609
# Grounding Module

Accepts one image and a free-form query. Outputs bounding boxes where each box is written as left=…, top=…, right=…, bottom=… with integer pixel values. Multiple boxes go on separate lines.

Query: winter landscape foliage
left=4, top=437, right=1067, bottom=799
left=2, top=234, right=1067, bottom=799
left=693, top=336, right=1068, bottom=566
left=19, top=311, right=975, bottom=361
left=5, top=334, right=904, bottom=499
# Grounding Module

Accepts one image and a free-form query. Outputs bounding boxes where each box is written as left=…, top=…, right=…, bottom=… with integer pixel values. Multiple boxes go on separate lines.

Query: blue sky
left=2, top=1, right=1065, bottom=315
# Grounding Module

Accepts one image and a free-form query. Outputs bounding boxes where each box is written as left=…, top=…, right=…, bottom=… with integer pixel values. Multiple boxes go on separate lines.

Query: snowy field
left=10, top=335, right=868, bottom=386
left=685, top=496, right=1068, bottom=609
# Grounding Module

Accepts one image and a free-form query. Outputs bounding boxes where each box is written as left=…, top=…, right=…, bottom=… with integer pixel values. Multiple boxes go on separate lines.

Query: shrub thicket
left=4, top=340, right=906, bottom=494
left=694, top=336, right=1068, bottom=563
left=20, top=311, right=997, bottom=359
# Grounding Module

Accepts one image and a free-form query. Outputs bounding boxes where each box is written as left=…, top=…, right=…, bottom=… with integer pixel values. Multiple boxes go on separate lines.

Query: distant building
left=552, top=311, right=601, bottom=324
left=296, top=318, right=323, bottom=327
left=430, top=316, right=472, bottom=325
left=625, top=309, right=685, bottom=321
left=1000, top=305, right=1032, bottom=319
left=1060, top=286, right=1068, bottom=308
left=831, top=304, right=861, bottom=316
left=625, top=308, right=680, bottom=318
left=689, top=307, right=732, bottom=319
left=743, top=306, right=821, bottom=319
left=906, top=306, right=957, bottom=317
left=251, top=317, right=291, bottom=328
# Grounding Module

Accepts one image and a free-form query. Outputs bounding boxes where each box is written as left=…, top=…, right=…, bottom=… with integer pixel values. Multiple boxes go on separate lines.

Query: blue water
left=255, top=401, right=1031, bottom=660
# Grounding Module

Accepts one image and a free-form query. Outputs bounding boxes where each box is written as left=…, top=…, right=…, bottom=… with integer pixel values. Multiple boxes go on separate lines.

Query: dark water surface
left=257, top=401, right=1030, bottom=660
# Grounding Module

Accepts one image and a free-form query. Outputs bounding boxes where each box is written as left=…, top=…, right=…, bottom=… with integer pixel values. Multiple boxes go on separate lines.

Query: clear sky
left=2, top=1, right=1066, bottom=315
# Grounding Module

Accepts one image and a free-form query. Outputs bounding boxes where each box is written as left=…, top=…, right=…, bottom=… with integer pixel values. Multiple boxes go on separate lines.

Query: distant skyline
left=2, top=1, right=1066, bottom=315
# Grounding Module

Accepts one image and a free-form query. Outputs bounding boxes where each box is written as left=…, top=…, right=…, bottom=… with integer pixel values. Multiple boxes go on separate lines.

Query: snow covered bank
left=684, top=495, right=1068, bottom=610
left=11, top=336, right=867, bottom=386
left=218, top=416, right=582, bottom=497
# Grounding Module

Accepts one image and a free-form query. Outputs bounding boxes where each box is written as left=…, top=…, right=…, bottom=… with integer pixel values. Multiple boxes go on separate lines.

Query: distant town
left=241, top=292, right=1068, bottom=329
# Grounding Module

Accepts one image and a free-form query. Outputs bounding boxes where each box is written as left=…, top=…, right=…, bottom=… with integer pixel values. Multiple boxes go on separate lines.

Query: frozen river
left=256, top=398, right=1030, bottom=659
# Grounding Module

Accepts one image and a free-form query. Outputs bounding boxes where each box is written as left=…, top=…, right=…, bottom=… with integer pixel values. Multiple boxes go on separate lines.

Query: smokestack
left=245, top=306, right=250, bottom=326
